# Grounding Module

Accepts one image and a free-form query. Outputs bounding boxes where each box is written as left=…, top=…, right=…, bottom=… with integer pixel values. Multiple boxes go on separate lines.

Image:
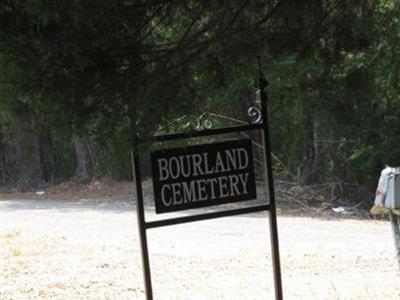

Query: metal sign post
left=258, top=70, right=284, bottom=300
left=133, top=69, right=283, bottom=300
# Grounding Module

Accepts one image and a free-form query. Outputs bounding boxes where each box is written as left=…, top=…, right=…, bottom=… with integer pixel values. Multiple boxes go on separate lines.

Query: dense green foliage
left=0, top=1, right=399, bottom=202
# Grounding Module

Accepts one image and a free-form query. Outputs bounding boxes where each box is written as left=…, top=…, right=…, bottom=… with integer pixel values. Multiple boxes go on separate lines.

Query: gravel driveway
left=1, top=199, right=399, bottom=299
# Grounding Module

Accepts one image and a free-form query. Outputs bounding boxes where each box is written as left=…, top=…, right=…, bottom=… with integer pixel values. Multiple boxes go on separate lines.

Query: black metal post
left=132, top=147, right=153, bottom=300
left=389, top=211, right=400, bottom=270
left=258, top=69, right=284, bottom=300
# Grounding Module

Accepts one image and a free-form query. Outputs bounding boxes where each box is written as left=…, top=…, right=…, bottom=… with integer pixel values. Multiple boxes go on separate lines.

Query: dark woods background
left=0, top=1, right=399, bottom=205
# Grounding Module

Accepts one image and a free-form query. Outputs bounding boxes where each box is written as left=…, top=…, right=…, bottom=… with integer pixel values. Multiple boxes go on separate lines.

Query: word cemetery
left=151, top=139, right=257, bottom=213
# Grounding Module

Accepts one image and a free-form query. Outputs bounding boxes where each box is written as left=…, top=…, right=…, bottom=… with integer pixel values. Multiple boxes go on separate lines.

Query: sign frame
left=132, top=69, right=283, bottom=300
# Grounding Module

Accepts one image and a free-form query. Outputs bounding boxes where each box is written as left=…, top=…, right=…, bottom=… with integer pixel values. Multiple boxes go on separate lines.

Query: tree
left=0, top=0, right=399, bottom=205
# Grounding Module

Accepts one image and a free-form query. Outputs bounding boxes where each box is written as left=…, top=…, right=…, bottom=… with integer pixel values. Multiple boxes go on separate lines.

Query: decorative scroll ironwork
left=247, top=106, right=262, bottom=124
left=157, top=114, right=214, bottom=133
left=188, top=113, right=213, bottom=131
left=158, top=99, right=263, bottom=134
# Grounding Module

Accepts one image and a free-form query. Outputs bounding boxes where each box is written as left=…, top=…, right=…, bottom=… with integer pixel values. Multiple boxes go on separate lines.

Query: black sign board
left=151, top=139, right=257, bottom=213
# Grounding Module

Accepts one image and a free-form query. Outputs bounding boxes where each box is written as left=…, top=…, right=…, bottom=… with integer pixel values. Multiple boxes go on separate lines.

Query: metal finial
left=256, top=56, right=268, bottom=89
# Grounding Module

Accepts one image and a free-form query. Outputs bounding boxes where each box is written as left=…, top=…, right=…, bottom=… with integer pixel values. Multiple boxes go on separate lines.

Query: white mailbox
left=374, top=166, right=400, bottom=209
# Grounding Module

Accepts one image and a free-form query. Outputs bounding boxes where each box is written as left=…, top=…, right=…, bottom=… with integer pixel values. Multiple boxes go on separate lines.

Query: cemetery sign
left=133, top=64, right=283, bottom=300
left=151, top=139, right=257, bottom=213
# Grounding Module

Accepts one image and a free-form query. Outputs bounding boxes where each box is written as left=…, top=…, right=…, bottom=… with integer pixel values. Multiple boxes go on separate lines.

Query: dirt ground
left=1, top=180, right=399, bottom=299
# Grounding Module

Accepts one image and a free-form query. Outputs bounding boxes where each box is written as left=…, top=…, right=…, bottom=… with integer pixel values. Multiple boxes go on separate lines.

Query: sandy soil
left=0, top=183, right=399, bottom=299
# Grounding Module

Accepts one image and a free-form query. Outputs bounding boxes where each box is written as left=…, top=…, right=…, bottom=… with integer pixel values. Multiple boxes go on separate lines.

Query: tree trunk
left=39, top=129, right=55, bottom=183
left=14, top=113, right=42, bottom=189
left=31, top=113, right=57, bottom=184
left=31, top=114, right=44, bottom=183
left=0, top=126, right=7, bottom=184
left=389, top=211, right=400, bottom=270
left=302, top=113, right=321, bottom=184
left=31, top=113, right=58, bottom=184
left=72, top=134, right=92, bottom=182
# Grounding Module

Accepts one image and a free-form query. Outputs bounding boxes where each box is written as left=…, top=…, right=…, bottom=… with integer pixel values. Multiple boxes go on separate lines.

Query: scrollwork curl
left=198, top=113, right=213, bottom=130
left=247, top=106, right=262, bottom=124
left=185, top=113, right=213, bottom=131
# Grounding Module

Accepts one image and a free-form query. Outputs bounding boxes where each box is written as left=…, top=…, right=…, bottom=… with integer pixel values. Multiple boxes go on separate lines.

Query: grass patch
left=1, top=230, right=22, bottom=256
left=9, top=245, right=22, bottom=256
left=2, top=230, right=20, bottom=239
